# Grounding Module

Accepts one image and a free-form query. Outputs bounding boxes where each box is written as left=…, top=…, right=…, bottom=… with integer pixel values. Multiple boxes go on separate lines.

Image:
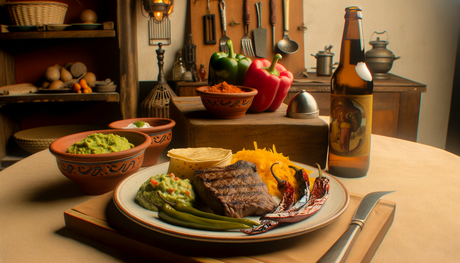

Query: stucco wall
left=136, top=0, right=460, bottom=150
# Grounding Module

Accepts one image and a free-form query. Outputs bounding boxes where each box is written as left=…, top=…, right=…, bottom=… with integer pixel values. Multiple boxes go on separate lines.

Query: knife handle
left=270, top=0, right=275, bottom=25
left=243, top=0, right=250, bottom=25
left=317, top=224, right=362, bottom=263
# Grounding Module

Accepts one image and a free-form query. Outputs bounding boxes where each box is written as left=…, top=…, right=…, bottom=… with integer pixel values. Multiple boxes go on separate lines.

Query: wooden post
left=118, top=0, right=139, bottom=119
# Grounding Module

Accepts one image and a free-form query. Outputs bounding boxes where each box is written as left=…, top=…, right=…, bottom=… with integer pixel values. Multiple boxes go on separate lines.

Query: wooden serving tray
left=64, top=191, right=396, bottom=263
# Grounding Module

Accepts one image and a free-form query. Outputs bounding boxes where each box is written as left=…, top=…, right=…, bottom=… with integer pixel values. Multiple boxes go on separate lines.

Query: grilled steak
left=192, top=160, right=277, bottom=218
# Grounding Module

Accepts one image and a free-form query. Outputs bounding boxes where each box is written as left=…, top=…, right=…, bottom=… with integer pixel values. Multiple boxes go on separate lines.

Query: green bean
left=159, top=203, right=252, bottom=231
left=157, top=194, right=259, bottom=227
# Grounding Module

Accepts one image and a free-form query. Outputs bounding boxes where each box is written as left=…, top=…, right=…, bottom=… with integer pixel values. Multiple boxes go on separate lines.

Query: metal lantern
left=142, top=0, right=174, bottom=22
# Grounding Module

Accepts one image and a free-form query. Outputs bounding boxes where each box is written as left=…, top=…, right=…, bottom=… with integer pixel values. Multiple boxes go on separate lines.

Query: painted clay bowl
left=108, top=118, right=176, bottom=167
left=49, top=129, right=151, bottom=195
left=196, top=86, right=258, bottom=119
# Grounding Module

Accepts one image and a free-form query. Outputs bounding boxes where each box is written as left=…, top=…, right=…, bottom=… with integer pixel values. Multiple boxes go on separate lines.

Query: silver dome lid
left=286, top=90, right=319, bottom=119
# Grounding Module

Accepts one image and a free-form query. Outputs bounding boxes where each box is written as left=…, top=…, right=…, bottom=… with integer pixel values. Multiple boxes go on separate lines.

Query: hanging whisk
left=141, top=43, right=176, bottom=118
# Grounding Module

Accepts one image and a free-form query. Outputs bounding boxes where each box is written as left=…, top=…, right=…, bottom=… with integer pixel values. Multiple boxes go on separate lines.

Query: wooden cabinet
left=175, top=73, right=427, bottom=142
left=287, top=73, right=427, bottom=142
left=0, top=0, right=139, bottom=169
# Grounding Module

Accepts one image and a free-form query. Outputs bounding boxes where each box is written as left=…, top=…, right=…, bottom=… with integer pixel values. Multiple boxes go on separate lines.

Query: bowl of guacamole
left=49, top=129, right=151, bottom=195
left=66, top=133, right=135, bottom=154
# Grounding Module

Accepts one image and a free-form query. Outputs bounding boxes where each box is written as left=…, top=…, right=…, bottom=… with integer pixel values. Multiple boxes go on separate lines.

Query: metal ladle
left=277, top=0, right=299, bottom=54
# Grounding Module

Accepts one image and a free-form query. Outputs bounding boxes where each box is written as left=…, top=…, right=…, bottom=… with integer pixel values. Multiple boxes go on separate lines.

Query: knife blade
left=317, top=191, right=395, bottom=263
left=270, top=0, right=276, bottom=52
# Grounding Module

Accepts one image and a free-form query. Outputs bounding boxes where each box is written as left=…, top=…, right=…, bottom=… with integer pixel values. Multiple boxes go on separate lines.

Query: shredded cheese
left=231, top=142, right=313, bottom=198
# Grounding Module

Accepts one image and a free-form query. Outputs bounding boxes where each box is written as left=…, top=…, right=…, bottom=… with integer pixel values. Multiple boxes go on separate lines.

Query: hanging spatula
left=253, top=1, right=267, bottom=58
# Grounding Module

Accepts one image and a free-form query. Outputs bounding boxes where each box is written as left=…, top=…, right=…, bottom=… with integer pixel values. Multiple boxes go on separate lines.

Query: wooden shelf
left=0, top=30, right=116, bottom=40
left=0, top=92, right=119, bottom=104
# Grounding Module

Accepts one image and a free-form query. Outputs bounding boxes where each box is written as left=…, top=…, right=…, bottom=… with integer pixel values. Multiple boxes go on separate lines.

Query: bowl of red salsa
left=196, top=81, right=258, bottom=119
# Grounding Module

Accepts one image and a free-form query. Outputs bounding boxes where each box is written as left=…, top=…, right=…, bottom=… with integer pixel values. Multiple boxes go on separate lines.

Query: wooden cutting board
left=64, top=192, right=396, bottom=263
left=169, top=96, right=328, bottom=167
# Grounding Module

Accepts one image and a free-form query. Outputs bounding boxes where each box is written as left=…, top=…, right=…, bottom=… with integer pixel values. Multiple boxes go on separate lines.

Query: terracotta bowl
left=108, top=118, right=176, bottom=167
left=49, top=129, right=151, bottom=195
left=196, top=86, right=258, bottom=119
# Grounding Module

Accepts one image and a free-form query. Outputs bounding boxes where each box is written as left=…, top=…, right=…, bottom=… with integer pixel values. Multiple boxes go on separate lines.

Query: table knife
left=317, top=191, right=395, bottom=263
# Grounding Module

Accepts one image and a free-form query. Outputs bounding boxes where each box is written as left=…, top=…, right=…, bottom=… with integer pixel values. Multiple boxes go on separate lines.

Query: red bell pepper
left=243, top=54, right=294, bottom=112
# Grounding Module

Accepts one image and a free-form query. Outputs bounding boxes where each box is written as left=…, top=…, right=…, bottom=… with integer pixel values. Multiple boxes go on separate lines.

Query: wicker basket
left=5, top=1, right=68, bottom=26
left=14, top=125, right=102, bottom=154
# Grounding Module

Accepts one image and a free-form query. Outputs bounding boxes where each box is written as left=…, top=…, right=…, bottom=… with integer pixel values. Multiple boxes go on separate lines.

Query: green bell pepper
left=208, top=39, right=252, bottom=86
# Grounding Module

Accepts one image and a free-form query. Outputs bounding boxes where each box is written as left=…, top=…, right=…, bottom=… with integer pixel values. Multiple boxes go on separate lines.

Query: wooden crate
left=189, top=0, right=306, bottom=78
left=169, top=97, right=328, bottom=167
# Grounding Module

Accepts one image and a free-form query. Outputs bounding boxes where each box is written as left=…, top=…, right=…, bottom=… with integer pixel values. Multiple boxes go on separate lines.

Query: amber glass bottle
left=328, top=6, right=374, bottom=178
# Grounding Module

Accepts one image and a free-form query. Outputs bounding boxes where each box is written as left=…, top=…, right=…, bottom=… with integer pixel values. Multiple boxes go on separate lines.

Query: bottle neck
left=339, top=13, right=365, bottom=65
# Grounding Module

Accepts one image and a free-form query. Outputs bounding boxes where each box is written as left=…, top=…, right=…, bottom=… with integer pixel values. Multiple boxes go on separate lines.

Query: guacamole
left=66, top=133, right=135, bottom=154
left=135, top=173, right=196, bottom=212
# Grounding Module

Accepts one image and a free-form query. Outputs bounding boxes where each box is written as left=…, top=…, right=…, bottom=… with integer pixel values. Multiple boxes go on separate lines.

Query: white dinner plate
left=113, top=161, right=349, bottom=243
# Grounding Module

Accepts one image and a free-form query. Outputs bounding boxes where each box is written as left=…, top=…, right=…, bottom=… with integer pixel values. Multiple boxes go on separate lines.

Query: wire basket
left=5, top=1, right=68, bottom=26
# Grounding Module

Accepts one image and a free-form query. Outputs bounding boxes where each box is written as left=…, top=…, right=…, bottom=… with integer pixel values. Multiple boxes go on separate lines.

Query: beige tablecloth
left=1, top=134, right=460, bottom=262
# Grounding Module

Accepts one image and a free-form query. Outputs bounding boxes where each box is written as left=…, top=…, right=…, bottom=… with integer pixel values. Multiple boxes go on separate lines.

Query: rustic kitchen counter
left=175, top=73, right=426, bottom=142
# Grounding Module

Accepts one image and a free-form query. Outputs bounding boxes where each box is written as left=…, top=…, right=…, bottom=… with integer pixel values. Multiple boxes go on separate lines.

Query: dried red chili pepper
left=261, top=164, right=330, bottom=223
left=279, top=166, right=311, bottom=213
left=240, top=163, right=295, bottom=235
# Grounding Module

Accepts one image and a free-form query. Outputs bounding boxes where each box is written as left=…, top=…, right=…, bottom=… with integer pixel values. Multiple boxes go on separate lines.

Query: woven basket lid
left=14, top=125, right=102, bottom=142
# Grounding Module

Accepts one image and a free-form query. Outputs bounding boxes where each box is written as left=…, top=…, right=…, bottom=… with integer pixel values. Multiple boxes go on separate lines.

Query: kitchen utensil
left=277, top=0, right=299, bottom=54
left=203, top=0, right=216, bottom=44
left=311, top=45, right=337, bottom=76
left=218, top=0, right=230, bottom=52
left=241, top=0, right=255, bottom=57
left=270, top=0, right=276, bottom=52
left=148, top=17, right=171, bottom=46
left=286, top=90, right=319, bottom=119
left=253, top=2, right=267, bottom=58
left=318, top=191, right=395, bottom=263
left=365, top=31, right=400, bottom=80
left=140, top=43, right=176, bottom=118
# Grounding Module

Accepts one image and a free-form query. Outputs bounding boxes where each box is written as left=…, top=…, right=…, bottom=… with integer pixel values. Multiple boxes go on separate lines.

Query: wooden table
left=175, top=73, right=426, bottom=142
left=0, top=134, right=458, bottom=262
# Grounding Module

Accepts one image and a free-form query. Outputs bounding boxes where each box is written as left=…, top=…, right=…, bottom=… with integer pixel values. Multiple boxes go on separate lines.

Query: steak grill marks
left=192, top=160, right=277, bottom=218
left=202, top=172, right=256, bottom=182
left=211, top=182, right=267, bottom=189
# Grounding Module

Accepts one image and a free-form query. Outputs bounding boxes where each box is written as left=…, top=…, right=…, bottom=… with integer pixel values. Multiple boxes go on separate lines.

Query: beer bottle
left=328, top=6, right=373, bottom=178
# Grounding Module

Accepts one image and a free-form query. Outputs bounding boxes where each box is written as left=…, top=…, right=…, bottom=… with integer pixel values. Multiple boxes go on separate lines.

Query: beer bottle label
left=329, top=94, right=373, bottom=157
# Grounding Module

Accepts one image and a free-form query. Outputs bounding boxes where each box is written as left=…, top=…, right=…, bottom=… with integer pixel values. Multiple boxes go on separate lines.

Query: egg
left=80, top=9, right=97, bottom=23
